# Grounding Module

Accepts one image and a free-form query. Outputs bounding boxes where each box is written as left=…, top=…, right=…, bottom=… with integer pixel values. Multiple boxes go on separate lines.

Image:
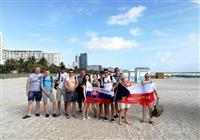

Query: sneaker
left=118, top=122, right=123, bottom=125
left=72, top=115, right=77, bottom=118
left=111, top=118, right=115, bottom=123
left=79, top=110, right=82, bottom=113
left=114, top=115, right=119, bottom=118
left=45, top=114, right=49, bottom=117
left=53, top=113, right=59, bottom=117
left=22, top=115, right=31, bottom=119
left=35, top=113, right=40, bottom=117
left=103, top=117, right=108, bottom=121
left=86, top=116, right=90, bottom=119
left=82, top=118, right=86, bottom=121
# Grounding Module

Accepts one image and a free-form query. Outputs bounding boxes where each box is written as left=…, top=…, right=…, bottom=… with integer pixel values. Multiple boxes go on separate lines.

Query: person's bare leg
left=44, top=102, right=49, bottom=114
left=57, top=101, right=61, bottom=114
left=91, top=103, right=97, bottom=117
left=72, top=102, right=76, bottom=115
left=36, top=101, right=40, bottom=114
left=118, top=109, right=123, bottom=125
left=99, top=103, right=103, bottom=117
left=27, top=101, right=33, bottom=116
left=53, top=101, right=57, bottom=114
left=85, top=103, right=90, bottom=118
left=124, top=108, right=131, bottom=124
left=142, top=105, right=146, bottom=122
left=96, top=103, right=100, bottom=118
left=66, top=102, right=71, bottom=115
left=148, top=106, right=153, bottom=124
left=82, top=102, right=86, bottom=119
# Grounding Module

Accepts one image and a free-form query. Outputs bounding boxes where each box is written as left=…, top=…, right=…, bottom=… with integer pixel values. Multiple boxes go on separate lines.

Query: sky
left=0, top=0, right=199, bottom=72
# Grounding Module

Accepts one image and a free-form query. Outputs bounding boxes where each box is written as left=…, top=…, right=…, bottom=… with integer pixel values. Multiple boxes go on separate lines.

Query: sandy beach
left=0, top=78, right=200, bottom=140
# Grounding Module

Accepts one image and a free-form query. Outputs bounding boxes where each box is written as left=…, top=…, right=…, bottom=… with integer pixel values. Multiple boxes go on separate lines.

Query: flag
left=115, top=83, right=155, bottom=106
left=86, top=87, right=114, bottom=103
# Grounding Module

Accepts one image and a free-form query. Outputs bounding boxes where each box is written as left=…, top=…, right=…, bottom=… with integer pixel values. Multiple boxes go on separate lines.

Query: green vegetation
left=0, top=56, right=61, bottom=75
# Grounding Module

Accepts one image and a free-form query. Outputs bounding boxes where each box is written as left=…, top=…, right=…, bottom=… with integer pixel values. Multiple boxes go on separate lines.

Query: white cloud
left=68, top=37, right=78, bottom=44
left=107, top=5, right=146, bottom=25
left=156, top=51, right=172, bottom=62
left=85, top=31, right=98, bottom=38
left=191, top=0, right=200, bottom=4
left=130, top=27, right=143, bottom=36
left=85, top=36, right=140, bottom=50
left=152, top=30, right=168, bottom=37
left=38, top=36, right=58, bottom=44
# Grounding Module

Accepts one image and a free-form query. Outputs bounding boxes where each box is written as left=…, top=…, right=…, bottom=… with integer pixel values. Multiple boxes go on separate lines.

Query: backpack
left=42, top=76, right=53, bottom=88
left=151, top=99, right=164, bottom=118
left=54, top=72, right=61, bottom=89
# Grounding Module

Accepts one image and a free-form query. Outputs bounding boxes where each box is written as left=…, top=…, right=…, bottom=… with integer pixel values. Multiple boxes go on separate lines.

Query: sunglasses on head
left=69, top=71, right=74, bottom=73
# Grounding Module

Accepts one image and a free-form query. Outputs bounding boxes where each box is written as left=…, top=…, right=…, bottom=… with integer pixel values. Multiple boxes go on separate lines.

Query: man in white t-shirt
left=55, top=66, right=69, bottom=116
left=103, top=69, right=116, bottom=122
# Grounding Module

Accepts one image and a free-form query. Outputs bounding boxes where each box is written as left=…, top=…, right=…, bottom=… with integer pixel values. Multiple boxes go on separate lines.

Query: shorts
left=56, top=88, right=66, bottom=101
left=65, top=91, right=78, bottom=102
left=42, top=91, right=56, bottom=103
left=28, top=91, right=42, bottom=102
left=77, top=86, right=85, bottom=103
left=120, top=103, right=131, bottom=109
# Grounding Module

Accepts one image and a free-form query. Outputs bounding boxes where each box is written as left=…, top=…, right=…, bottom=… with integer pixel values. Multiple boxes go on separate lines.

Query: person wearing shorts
left=55, top=66, right=68, bottom=116
left=118, top=75, right=131, bottom=125
left=22, top=66, right=43, bottom=119
left=41, top=70, right=59, bottom=117
left=77, top=69, right=86, bottom=113
left=64, top=69, right=79, bottom=119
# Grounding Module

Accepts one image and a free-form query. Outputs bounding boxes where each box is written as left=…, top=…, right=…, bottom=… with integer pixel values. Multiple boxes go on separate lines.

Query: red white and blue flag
left=86, top=87, right=114, bottom=103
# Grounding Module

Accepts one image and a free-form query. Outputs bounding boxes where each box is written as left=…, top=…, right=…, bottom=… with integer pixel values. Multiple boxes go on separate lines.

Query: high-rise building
left=75, top=55, right=80, bottom=68
left=42, top=52, right=63, bottom=66
left=0, top=32, right=3, bottom=64
left=79, top=53, right=87, bottom=69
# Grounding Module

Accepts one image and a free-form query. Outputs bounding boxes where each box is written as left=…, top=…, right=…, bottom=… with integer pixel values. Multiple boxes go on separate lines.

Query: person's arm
left=75, top=77, right=79, bottom=88
left=26, top=79, right=30, bottom=95
left=153, top=83, right=159, bottom=99
left=97, top=81, right=100, bottom=87
left=40, top=79, right=50, bottom=96
left=83, top=85, right=86, bottom=101
left=141, top=80, right=153, bottom=84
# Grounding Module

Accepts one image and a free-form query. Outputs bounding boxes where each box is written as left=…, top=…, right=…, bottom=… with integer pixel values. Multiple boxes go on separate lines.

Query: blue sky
left=1, top=0, right=199, bottom=72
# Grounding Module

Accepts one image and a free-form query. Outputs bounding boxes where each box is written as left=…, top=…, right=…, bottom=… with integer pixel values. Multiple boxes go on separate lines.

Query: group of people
left=22, top=66, right=159, bottom=125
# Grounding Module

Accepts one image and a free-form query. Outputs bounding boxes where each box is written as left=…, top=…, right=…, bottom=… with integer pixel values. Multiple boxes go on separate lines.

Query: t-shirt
left=27, top=73, right=43, bottom=92
left=103, top=76, right=116, bottom=91
left=41, top=76, right=54, bottom=92
left=56, top=72, right=68, bottom=89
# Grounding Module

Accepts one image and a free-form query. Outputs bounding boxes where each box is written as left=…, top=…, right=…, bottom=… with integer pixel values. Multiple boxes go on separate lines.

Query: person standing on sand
left=91, top=73, right=100, bottom=118
left=40, top=69, right=59, bottom=117
left=98, top=71, right=105, bottom=119
left=77, top=69, right=86, bottom=113
left=22, top=66, right=43, bottom=119
left=141, top=73, right=159, bottom=124
left=82, top=74, right=93, bottom=120
left=103, top=69, right=116, bottom=122
left=118, top=75, right=132, bottom=125
left=64, top=69, right=79, bottom=119
left=55, top=66, right=68, bottom=116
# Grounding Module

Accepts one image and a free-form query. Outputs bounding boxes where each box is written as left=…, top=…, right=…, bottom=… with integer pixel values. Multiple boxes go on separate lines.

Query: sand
left=0, top=78, right=200, bottom=140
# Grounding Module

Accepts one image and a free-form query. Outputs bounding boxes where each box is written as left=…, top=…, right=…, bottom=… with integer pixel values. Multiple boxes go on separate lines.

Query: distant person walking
left=40, top=69, right=59, bottom=117
left=141, top=73, right=159, bottom=124
left=55, top=66, right=68, bottom=116
left=23, top=66, right=43, bottom=119
left=64, top=69, right=79, bottom=119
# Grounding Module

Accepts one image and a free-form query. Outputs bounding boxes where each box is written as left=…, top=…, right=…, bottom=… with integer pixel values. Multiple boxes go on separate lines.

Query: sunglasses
left=145, top=76, right=150, bottom=77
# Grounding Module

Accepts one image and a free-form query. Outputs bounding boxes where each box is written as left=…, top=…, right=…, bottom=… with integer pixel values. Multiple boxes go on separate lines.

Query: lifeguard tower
left=134, top=67, right=150, bottom=83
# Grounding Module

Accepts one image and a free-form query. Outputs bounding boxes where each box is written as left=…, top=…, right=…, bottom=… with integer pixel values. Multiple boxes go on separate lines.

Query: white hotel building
left=2, top=49, right=63, bottom=66
left=0, top=32, right=3, bottom=64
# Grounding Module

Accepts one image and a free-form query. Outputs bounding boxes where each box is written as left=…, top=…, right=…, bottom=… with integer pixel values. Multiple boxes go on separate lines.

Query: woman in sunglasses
left=141, top=73, right=159, bottom=124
